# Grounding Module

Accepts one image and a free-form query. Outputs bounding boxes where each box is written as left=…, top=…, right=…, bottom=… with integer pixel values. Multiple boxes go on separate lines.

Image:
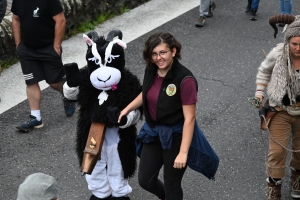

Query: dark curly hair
left=143, top=32, right=182, bottom=68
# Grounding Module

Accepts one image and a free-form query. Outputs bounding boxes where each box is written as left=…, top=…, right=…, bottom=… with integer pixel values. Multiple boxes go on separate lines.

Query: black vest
left=142, top=59, right=198, bottom=128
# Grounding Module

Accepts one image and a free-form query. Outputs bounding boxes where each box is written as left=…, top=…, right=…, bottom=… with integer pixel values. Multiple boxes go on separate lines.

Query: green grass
left=65, top=6, right=130, bottom=38
left=0, top=56, right=19, bottom=71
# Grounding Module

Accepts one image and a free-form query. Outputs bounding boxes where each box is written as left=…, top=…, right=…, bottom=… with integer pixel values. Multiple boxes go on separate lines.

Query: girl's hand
left=173, top=152, right=188, bottom=169
left=118, top=109, right=129, bottom=123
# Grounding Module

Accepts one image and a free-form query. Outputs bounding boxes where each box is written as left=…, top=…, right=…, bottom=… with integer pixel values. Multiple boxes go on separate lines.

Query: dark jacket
left=136, top=121, right=219, bottom=180
left=142, top=59, right=198, bottom=128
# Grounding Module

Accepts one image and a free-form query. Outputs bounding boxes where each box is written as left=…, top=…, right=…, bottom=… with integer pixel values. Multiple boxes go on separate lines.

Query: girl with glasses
left=118, top=32, right=198, bottom=200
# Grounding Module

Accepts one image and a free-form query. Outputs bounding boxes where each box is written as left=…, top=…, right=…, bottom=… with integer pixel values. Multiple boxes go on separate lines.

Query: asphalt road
left=1, top=0, right=300, bottom=199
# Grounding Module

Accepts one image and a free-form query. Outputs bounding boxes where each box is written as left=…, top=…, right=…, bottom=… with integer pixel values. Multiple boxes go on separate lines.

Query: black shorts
left=17, top=42, right=65, bottom=85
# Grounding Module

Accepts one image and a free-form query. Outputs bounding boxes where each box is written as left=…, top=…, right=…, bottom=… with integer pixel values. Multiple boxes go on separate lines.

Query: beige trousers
left=268, top=111, right=300, bottom=178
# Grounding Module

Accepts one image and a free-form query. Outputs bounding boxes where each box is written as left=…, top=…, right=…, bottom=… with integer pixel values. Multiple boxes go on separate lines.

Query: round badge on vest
left=166, top=84, right=176, bottom=96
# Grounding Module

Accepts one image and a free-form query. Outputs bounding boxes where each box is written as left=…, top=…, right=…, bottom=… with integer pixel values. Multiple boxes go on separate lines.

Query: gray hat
left=17, top=173, right=58, bottom=200
left=283, top=15, right=300, bottom=43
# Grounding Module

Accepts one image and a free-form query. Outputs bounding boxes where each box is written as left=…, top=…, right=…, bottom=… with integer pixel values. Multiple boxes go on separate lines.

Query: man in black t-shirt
left=11, top=0, right=76, bottom=132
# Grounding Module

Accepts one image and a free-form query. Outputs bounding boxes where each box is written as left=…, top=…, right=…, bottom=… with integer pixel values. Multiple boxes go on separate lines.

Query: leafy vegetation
left=0, top=56, right=19, bottom=71
left=65, top=5, right=130, bottom=38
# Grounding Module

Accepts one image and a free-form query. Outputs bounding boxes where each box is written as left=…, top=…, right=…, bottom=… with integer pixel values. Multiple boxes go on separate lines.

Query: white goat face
left=90, top=66, right=121, bottom=91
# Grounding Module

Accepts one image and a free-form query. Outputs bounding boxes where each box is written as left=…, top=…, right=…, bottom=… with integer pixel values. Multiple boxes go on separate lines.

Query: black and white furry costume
left=63, top=30, right=142, bottom=200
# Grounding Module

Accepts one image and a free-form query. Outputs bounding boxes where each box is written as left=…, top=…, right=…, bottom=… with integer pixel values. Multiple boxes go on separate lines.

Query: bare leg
left=49, top=81, right=64, bottom=94
left=27, top=83, right=41, bottom=110
left=16, top=83, right=44, bottom=132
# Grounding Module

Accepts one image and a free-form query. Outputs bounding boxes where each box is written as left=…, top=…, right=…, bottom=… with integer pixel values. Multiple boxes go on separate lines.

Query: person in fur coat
left=254, top=15, right=300, bottom=199
left=63, top=30, right=142, bottom=200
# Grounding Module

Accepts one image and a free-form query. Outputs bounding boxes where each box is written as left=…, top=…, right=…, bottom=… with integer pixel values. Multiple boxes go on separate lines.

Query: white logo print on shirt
left=33, top=7, right=39, bottom=17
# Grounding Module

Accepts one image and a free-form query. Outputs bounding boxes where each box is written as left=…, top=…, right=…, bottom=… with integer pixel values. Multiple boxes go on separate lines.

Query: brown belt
left=274, top=102, right=300, bottom=111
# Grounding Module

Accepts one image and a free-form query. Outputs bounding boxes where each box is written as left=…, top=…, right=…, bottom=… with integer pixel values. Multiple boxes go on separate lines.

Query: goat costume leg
left=86, top=150, right=111, bottom=198
left=86, top=144, right=132, bottom=198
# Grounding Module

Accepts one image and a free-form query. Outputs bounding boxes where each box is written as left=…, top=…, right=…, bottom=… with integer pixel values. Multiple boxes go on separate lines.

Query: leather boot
left=267, top=178, right=282, bottom=200
left=291, top=168, right=300, bottom=198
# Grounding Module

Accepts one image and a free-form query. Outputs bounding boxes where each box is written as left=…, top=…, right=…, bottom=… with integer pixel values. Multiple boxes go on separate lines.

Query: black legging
left=138, top=134, right=187, bottom=200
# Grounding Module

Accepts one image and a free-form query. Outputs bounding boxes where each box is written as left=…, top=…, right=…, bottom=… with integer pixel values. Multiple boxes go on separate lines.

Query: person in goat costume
left=63, top=30, right=142, bottom=200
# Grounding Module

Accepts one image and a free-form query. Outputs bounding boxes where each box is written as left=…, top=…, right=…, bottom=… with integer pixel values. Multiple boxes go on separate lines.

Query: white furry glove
left=119, top=110, right=141, bottom=129
left=63, top=82, right=79, bottom=101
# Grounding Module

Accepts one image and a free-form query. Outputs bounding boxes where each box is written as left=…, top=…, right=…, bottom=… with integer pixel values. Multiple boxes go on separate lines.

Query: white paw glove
left=63, top=82, right=79, bottom=101
left=119, top=110, right=141, bottom=129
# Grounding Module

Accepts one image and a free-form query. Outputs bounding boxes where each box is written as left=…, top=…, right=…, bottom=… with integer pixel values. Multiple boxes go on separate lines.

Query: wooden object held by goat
left=81, top=122, right=106, bottom=175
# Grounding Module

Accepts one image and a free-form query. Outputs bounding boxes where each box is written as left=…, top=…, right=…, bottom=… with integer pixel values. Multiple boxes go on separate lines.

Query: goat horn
left=269, top=14, right=295, bottom=38
left=106, top=30, right=123, bottom=42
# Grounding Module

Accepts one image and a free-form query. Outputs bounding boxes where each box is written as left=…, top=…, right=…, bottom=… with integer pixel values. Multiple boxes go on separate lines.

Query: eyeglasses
left=152, top=49, right=171, bottom=59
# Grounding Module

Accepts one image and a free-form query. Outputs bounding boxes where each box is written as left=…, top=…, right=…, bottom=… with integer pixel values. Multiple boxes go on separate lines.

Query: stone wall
left=0, top=0, right=150, bottom=63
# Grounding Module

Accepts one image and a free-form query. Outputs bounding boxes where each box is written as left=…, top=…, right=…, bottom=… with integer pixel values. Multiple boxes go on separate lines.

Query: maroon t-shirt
left=146, top=76, right=198, bottom=121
